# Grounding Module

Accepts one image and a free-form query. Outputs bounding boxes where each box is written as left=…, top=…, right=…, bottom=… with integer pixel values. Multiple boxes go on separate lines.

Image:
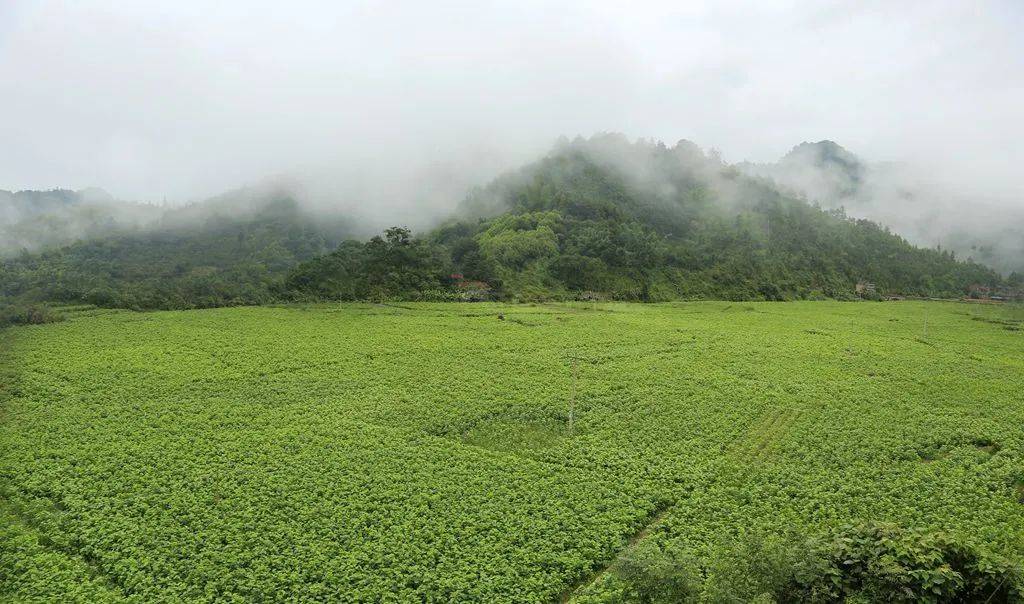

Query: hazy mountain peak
left=77, top=187, right=116, bottom=204
left=736, top=140, right=1024, bottom=275
left=783, top=140, right=858, bottom=163
left=780, top=141, right=864, bottom=189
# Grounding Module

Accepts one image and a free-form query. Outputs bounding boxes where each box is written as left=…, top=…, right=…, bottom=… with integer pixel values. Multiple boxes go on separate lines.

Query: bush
left=613, top=524, right=1021, bottom=603
left=788, top=523, right=1021, bottom=603
left=611, top=540, right=701, bottom=603
left=0, top=304, right=65, bottom=328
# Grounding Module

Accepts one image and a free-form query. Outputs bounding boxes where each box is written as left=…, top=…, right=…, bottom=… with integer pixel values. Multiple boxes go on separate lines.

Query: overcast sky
left=1, top=0, right=1021, bottom=208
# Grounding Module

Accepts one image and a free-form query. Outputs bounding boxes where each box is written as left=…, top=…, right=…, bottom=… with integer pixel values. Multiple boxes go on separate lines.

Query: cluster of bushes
left=602, top=523, right=1020, bottom=603
left=0, top=303, right=64, bottom=328
left=283, top=227, right=453, bottom=302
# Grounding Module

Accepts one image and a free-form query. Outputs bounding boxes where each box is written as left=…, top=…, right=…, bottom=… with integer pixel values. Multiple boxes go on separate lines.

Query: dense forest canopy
left=0, top=188, right=352, bottom=320
left=0, top=135, right=1016, bottom=324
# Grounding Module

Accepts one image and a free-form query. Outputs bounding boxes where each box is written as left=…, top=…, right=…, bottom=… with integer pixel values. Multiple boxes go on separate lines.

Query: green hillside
left=0, top=192, right=351, bottom=318
left=287, top=135, right=1001, bottom=302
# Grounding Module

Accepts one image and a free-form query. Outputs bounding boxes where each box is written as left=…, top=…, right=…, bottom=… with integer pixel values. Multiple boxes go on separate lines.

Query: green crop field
left=2, top=301, right=1023, bottom=602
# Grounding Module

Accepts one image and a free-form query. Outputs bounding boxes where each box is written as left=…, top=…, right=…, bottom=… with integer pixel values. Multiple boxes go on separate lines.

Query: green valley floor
left=1, top=301, right=1022, bottom=601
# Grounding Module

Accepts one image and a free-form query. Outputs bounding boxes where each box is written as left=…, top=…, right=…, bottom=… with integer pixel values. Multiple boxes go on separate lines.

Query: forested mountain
left=0, top=187, right=162, bottom=256
left=738, top=141, right=1024, bottom=277
left=0, top=185, right=352, bottom=318
left=737, top=140, right=866, bottom=203
left=286, top=135, right=1003, bottom=302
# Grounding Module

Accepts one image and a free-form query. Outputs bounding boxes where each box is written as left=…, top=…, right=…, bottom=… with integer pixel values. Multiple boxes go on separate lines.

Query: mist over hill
left=2, top=134, right=1015, bottom=320
left=0, top=179, right=369, bottom=259
left=286, top=135, right=1002, bottom=303
left=738, top=141, right=1024, bottom=276
left=0, top=188, right=163, bottom=256
left=0, top=182, right=354, bottom=314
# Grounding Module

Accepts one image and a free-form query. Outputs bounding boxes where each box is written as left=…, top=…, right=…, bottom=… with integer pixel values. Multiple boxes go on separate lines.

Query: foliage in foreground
left=605, top=524, right=1020, bottom=603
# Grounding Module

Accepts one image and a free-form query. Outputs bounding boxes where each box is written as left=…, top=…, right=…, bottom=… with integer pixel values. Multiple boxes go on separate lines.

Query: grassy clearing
left=1, top=301, right=1022, bottom=601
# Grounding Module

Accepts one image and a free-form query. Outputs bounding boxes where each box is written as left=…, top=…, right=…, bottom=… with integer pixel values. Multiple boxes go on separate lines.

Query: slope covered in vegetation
left=738, top=140, right=1024, bottom=278
left=287, top=135, right=1001, bottom=302
left=0, top=188, right=352, bottom=316
left=0, top=188, right=163, bottom=257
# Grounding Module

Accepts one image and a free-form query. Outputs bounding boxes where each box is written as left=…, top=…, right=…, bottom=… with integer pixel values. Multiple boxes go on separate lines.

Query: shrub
left=788, top=523, right=1021, bottom=603
left=0, top=304, right=65, bottom=328
left=611, top=541, right=701, bottom=604
left=616, top=524, right=1020, bottom=603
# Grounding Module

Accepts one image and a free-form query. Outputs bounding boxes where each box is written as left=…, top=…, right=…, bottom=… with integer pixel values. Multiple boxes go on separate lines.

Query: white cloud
left=0, top=0, right=1020, bottom=219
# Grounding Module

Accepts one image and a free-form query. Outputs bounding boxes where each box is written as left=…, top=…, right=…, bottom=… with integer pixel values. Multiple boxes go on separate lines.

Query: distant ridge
left=736, top=141, right=1024, bottom=276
